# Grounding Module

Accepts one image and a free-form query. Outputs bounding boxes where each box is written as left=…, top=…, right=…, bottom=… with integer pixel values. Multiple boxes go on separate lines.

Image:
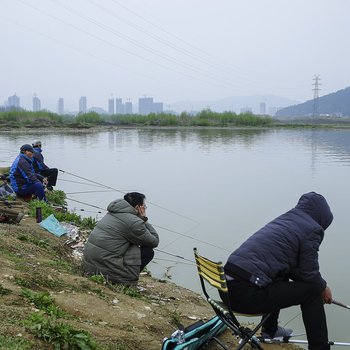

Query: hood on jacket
left=107, top=198, right=137, bottom=214
left=295, top=192, right=333, bottom=230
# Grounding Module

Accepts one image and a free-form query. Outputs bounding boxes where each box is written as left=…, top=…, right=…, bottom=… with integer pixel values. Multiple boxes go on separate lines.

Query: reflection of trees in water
left=129, top=128, right=273, bottom=150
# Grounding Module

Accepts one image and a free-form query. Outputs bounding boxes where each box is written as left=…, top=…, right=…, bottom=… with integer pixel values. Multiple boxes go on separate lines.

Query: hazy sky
left=1, top=0, right=349, bottom=111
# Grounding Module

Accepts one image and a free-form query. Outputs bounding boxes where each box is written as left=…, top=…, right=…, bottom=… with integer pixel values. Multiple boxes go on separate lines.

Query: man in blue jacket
left=32, top=140, right=58, bottom=191
left=223, top=192, right=333, bottom=350
left=9, top=144, right=47, bottom=202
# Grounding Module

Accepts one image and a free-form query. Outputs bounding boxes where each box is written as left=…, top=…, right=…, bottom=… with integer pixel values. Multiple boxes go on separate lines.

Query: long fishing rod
left=59, top=169, right=199, bottom=224
left=65, top=196, right=230, bottom=253
left=155, top=248, right=194, bottom=264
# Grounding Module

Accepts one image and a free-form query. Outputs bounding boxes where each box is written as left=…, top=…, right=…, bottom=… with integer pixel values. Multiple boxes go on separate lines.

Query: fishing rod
left=66, top=197, right=107, bottom=212
left=66, top=190, right=118, bottom=195
left=332, top=299, right=350, bottom=310
left=59, top=169, right=199, bottom=224
left=155, top=248, right=195, bottom=264
left=153, top=224, right=231, bottom=252
left=153, top=257, right=194, bottom=266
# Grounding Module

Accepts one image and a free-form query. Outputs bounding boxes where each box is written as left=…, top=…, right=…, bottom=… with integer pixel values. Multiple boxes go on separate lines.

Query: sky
left=1, top=0, right=349, bottom=112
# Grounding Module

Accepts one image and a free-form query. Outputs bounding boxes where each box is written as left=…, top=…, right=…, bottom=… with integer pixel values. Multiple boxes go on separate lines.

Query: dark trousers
left=140, top=246, right=155, bottom=272
left=40, top=168, right=58, bottom=187
left=17, top=182, right=46, bottom=201
left=225, top=279, right=329, bottom=350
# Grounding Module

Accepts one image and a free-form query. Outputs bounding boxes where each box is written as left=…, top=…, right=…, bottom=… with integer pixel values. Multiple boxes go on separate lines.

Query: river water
left=1, top=127, right=350, bottom=343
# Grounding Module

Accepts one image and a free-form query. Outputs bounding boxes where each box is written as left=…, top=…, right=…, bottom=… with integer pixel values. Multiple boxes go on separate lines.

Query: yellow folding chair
left=193, top=248, right=271, bottom=350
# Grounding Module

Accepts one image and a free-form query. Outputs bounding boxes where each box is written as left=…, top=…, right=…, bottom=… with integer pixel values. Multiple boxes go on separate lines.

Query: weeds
left=0, top=335, right=32, bottom=350
left=17, top=234, right=49, bottom=248
left=89, top=275, right=106, bottom=285
left=15, top=273, right=65, bottom=290
left=0, top=284, right=12, bottom=296
left=21, top=288, right=66, bottom=317
left=28, top=199, right=96, bottom=229
left=25, top=312, right=100, bottom=350
left=169, top=306, right=182, bottom=328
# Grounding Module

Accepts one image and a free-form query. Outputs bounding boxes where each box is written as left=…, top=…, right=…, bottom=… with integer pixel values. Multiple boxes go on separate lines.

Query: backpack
left=162, top=316, right=226, bottom=350
left=0, top=177, right=25, bottom=224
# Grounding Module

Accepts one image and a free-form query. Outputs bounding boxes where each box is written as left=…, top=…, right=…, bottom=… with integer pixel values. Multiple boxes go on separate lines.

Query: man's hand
left=43, top=177, right=49, bottom=186
left=322, top=286, right=333, bottom=304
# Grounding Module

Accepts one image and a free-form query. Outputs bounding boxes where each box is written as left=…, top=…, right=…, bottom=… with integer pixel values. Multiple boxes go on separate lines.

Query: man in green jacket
left=83, top=192, right=159, bottom=285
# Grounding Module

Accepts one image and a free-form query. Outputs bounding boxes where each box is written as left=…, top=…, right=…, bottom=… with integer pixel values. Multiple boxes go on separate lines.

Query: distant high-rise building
left=153, top=102, right=163, bottom=114
left=58, top=98, right=64, bottom=114
left=108, top=98, right=115, bottom=115
left=79, top=96, right=87, bottom=114
left=125, top=101, right=133, bottom=114
left=259, top=102, right=266, bottom=115
left=115, top=98, right=124, bottom=114
left=8, top=94, right=20, bottom=109
left=240, top=107, right=252, bottom=114
left=138, top=97, right=153, bottom=115
left=33, top=95, right=41, bottom=112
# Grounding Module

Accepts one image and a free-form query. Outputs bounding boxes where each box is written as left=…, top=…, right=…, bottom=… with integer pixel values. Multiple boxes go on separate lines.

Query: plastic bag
left=39, top=214, right=67, bottom=237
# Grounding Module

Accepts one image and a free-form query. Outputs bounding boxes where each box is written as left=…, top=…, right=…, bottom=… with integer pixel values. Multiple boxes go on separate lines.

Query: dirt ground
left=0, top=211, right=301, bottom=350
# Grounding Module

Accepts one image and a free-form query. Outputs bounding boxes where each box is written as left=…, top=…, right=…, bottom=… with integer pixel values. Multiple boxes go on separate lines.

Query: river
left=1, top=127, right=350, bottom=344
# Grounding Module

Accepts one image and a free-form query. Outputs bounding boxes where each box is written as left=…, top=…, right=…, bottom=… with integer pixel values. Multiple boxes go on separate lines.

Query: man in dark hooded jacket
left=223, top=192, right=333, bottom=350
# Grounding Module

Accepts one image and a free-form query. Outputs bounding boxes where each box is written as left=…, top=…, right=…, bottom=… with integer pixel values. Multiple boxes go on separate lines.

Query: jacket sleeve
left=19, top=158, right=40, bottom=184
left=292, top=229, right=327, bottom=289
left=127, top=218, right=159, bottom=248
left=33, top=153, right=49, bottom=171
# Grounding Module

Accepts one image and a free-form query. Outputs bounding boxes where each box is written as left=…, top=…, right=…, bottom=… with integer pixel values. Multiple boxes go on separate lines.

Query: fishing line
left=61, top=170, right=230, bottom=255
left=65, top=195, right=230, bottom=254
left=59, top=169, right=199, bottom=224
left=283, top=312, right=302, bottom=327
left=58, top=178, right=108, bottom=188
left=153, top=224, right=231, bottom=252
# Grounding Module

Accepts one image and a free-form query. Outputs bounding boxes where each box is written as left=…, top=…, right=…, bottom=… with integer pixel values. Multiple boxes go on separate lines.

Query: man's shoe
left=261, top=326, right=293, bottom=339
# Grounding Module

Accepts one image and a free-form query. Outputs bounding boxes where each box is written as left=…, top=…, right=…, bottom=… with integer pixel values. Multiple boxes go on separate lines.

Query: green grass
left=25, top=312, right=100, bottom=350
left=0, top=335, right=33, bottom=350
left=28, top=199, right=97, bottom=229
left=21, top=288, right=66, bottom=318
left=0, top=284, right=12, bottom=296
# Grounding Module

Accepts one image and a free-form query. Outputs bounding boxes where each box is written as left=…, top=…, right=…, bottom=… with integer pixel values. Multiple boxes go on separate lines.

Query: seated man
left=83, top=192, right=159, bottom=285
left=32, top=140, right=58, bottom=191
left=9, top=144, right=47, bottom=202
left=223, top=192, right=333, bottom=350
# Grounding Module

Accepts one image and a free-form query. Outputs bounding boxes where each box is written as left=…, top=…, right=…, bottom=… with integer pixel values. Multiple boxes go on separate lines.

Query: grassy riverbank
left=0, top=189, right=301, bottom=350
left=1, top=110, right=350, bottom=130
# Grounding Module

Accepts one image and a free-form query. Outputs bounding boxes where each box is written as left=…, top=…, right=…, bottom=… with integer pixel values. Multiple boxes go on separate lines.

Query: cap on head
left=32, top=140, right=42, bottom=147
left=20, top=144, right=34, bottom=153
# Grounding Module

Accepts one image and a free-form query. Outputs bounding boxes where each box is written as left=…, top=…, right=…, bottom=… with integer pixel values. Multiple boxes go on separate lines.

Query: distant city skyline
left=1, top=1, right=349, bottom=114
left=1, top=91, right=286, bottom=116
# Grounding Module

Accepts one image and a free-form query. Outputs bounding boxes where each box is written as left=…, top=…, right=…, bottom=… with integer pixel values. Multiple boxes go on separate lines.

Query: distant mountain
left=276, top=87, right=350, bottom=118
left=169, top=95, right=298, bottom=114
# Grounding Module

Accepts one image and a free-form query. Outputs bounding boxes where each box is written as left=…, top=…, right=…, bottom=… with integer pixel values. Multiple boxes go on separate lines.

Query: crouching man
left=83, top=192, right=159, bottom=285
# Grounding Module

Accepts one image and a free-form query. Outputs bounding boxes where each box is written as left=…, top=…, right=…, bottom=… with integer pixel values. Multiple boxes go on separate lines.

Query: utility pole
left=312, top=75, right=321, bottom=118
